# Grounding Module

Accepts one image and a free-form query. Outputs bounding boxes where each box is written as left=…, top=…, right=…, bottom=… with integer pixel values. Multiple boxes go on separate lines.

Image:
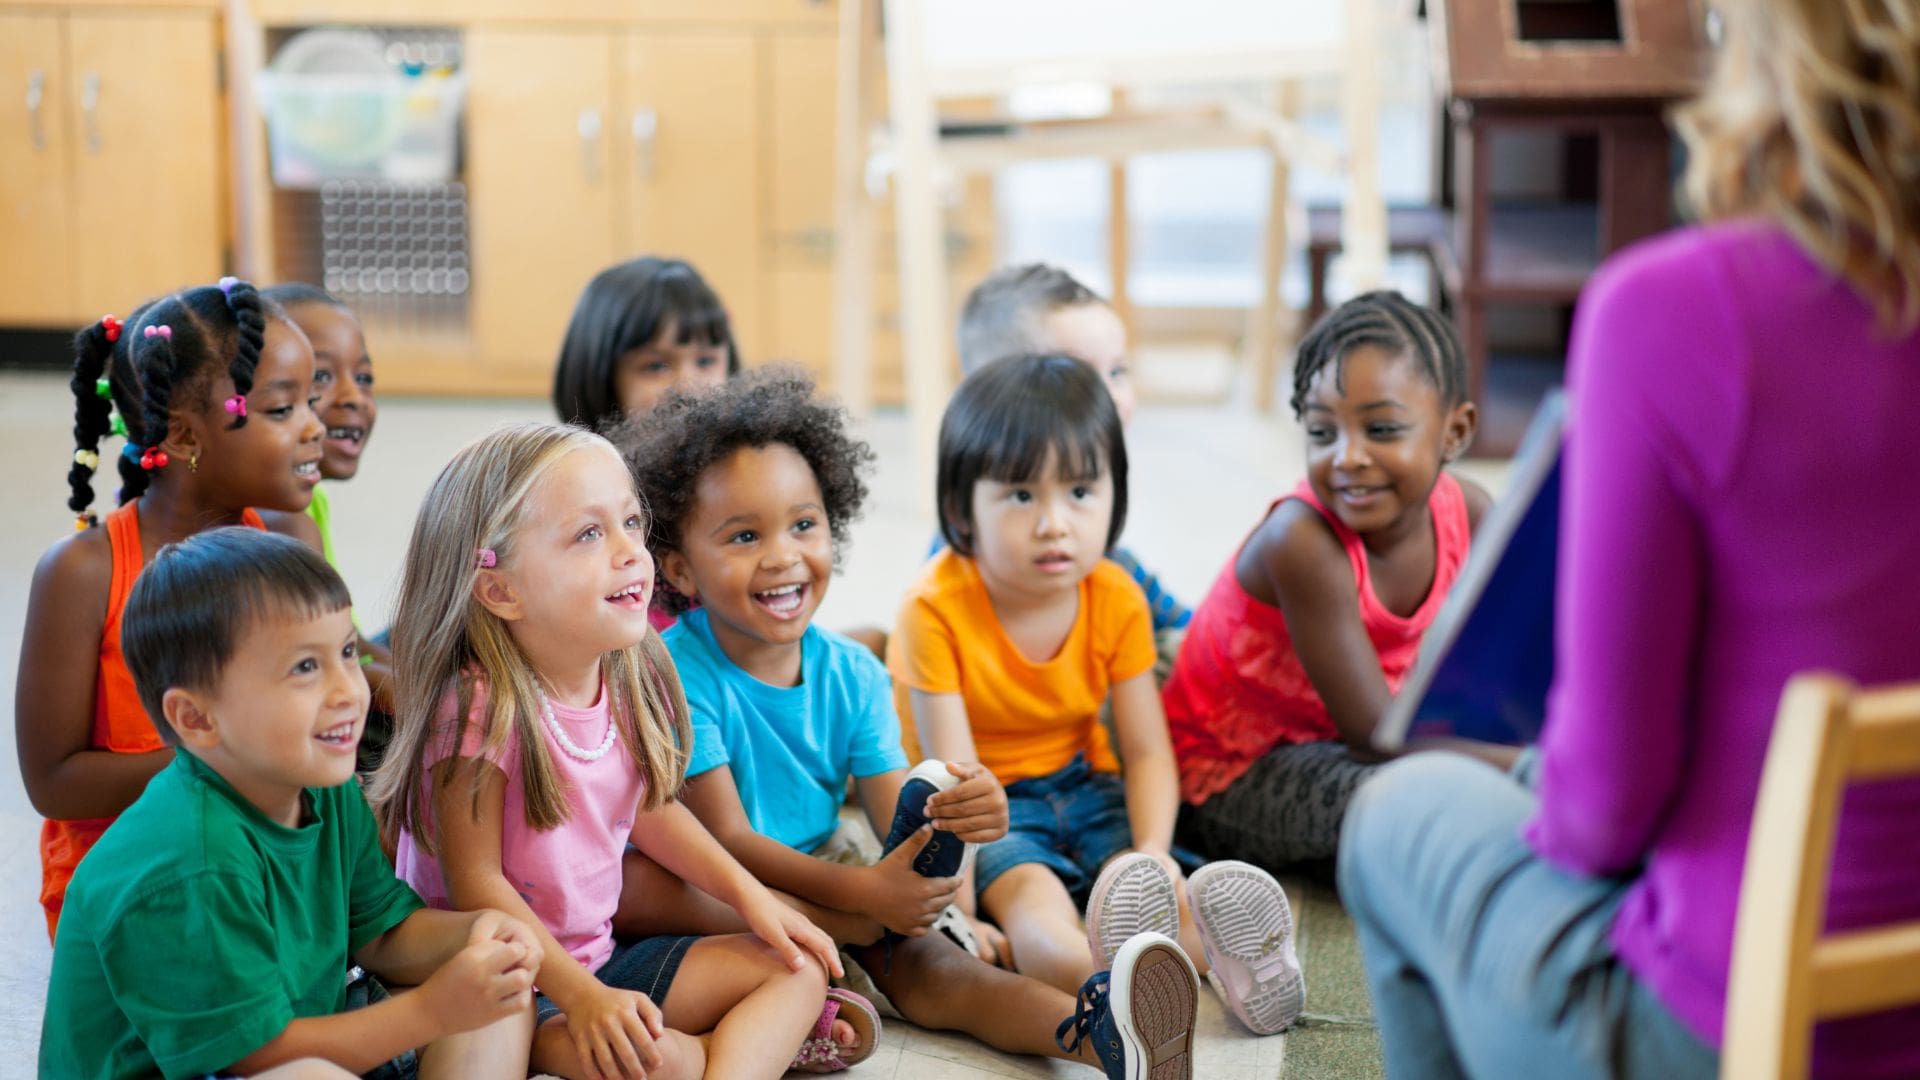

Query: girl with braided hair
left=16, top=277, right=324, bottom=939
left=1162, top=290, right=1516, bottom=878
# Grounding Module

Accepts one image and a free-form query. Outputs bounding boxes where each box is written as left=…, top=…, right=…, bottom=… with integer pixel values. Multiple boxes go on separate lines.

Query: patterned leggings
left=1175, top=740, right=1381, bottom=873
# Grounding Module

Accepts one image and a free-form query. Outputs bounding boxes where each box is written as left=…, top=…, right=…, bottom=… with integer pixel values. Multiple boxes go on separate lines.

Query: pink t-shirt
left=395, top=679, right=642, bottom=974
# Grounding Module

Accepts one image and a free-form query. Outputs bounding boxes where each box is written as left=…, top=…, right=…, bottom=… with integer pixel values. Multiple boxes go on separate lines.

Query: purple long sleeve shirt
left=1524, top=221, right=1920, bottom=1077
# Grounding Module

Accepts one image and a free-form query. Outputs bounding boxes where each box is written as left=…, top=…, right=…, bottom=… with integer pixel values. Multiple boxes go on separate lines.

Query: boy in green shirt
left=40, top=529, right=539, bottom=1079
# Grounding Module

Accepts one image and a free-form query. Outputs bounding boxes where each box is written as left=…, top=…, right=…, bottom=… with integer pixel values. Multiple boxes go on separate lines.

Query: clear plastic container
left=257, top=69, right=466, bottom=188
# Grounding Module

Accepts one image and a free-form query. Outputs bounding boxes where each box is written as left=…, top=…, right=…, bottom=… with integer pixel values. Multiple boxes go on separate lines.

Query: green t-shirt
left=40, top=751, right=422, bottom=1080
left=304, top=481, right=337, bottom=567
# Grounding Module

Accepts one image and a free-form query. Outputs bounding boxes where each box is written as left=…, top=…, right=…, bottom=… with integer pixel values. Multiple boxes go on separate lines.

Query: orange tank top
left=38, top=502, right=265, bottom=939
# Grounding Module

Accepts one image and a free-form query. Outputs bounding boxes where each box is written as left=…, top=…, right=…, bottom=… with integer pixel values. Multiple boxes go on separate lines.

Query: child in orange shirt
left=888, top=354, right=1305, bottom=1036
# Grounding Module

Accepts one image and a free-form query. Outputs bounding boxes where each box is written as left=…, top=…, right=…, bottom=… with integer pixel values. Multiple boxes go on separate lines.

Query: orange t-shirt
left=887, top=550, right=1156, bottom=784
left=38, top=502, right=265, bottom=940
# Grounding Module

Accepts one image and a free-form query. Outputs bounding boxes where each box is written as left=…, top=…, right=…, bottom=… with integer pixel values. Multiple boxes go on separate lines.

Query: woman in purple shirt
left=1335, top=1, right=1920, bottom=1076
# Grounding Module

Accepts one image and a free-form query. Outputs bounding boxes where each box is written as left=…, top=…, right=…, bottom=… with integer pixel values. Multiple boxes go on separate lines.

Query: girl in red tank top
left=17, top=280, right=325, bottom=939
left=1162, top=292, right=1514, bottom=873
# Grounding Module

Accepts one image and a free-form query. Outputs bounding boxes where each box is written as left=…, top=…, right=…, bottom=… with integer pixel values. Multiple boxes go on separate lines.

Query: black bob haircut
left=613, top=366, right=874, bottom=615
left=936, top=353, right=1128, bottom=557
left=1289, top=289, right=1468, bottom=419
left=552, top=257, right=741, bottom=433
left=122, top=528, right=353, bottom=745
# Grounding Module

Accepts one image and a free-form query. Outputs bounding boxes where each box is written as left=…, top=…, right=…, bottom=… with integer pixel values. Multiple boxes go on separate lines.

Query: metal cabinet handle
left=577, top=107, right=602, bottom=181
left=26, top=70, right=45, bottom=151
left=82, top=72, right=101, bottom=153
left=631, top=109, right=657, bottom=180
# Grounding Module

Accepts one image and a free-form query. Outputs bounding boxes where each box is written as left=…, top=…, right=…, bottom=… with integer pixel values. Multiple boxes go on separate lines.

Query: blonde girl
left=370, top=423, right=852, bottom=1080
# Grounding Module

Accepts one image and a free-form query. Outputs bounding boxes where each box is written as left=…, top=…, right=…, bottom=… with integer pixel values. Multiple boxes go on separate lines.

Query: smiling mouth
left=315, top=719, right=358, bottom=748
left=294, top=460, right=321, bottom=480
left=753, top=583, right=808, bottom=617
left=606, top=582, right=650, bottom=608
left=326, top=426, right=366, bottom=446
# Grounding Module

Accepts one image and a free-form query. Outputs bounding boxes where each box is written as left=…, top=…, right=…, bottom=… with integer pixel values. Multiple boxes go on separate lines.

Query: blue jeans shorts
left=975, top=754, right=1134, bottom=905
left=534, top=934, right=698, bottom=1026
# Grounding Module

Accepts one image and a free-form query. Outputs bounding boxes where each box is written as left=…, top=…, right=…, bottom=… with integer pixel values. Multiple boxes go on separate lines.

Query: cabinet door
left=467, top=29, right=618, bottom=384
left=622, top=33, right=762, bottom=361
left=0, top=12, right=73, bottom=325
left=66, top=11, right=224, bottom=321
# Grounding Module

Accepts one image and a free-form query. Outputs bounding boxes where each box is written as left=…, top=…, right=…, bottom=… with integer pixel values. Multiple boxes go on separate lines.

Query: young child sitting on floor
left=369, top=422, right=854, bottom=1079
left=614, top=366, right=1201, bottom=1076
left=955, top=263, right=1189, bottom=642
left=259, top=282, right=395, bottom=772
left=1163, top=291, right=1515, bottom=876
left=17, top=279, right=324, bottom=940
left=890, top=353, right=1305, bottom=1037
left=551, top=255, right=738, bottom=433
left=40, top=529, right=538, bottom=1079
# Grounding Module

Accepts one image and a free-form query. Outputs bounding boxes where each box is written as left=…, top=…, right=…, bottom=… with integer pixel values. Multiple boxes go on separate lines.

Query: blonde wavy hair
left=368, top=422, right=691, bottom=853
left=1675, top=0, right=1920, bottom=331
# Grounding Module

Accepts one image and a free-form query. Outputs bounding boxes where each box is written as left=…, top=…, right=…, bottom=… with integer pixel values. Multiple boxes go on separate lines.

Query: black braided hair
left=66, top=280, right=283, bottom=517
left=1289, top=290, right=1468, bottom=419
left=65, top=319, right=117, bottom=526
left=220, top=279, right=268, bottom=430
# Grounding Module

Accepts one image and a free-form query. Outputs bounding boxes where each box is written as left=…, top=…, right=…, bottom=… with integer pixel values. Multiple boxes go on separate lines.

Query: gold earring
left=189, top=451, right=200, bottom=473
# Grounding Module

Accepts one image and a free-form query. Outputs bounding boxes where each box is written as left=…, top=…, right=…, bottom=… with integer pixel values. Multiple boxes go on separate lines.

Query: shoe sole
left=1086, top=852, right=1181, bottom=973
left=1187, top=861, right=1305, bottom=1035
left=1110, top=932, right=1199, bottom=1080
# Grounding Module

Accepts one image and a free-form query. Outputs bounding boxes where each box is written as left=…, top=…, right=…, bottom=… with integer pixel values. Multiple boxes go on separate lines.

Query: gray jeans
left=1176, top=739, right=1380, bottom=872
left=1337, top=753, right=1716, bottom=1080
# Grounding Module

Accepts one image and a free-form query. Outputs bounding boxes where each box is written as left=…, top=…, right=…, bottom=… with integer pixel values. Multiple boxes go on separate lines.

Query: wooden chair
left=1722, top=674, right=1920, bottom=1079
left=832, top=0, right=1392, bottom=509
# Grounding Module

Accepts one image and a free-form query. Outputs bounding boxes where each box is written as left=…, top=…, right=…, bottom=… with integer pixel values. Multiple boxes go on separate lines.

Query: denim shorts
left=975, top=754, right=1134, bottom=904
left=534, top=934, right=698, bottom=1026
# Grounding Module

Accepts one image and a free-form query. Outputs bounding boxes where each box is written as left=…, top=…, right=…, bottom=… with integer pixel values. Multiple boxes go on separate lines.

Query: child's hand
left=861, top=826, right=964, bottom=936
left=467, top=908, right=542, bottom=976
left=968, top=914, right=1014, bottom=969
left=566, top=985, right=666, bottom=1080
left=925, top=761, right=1010, bottom=843
left=740, top=888, right=845, bottom=979
left=418, top=936, right=536, bottom=1037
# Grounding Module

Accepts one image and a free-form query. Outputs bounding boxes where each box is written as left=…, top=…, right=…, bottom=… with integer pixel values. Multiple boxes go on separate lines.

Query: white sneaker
left=1085, top=852, right=1181, bottom=972
left=1187, top=860, right=1305, bottom=1035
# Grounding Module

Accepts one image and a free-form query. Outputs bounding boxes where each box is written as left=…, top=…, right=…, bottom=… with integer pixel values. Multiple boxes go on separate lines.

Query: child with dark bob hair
left=552, top=256, right=741, bottom=432
left=890, top=353, right=1304, bottom=1042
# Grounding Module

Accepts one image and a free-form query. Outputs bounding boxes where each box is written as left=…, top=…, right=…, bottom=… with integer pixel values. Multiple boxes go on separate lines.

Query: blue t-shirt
left=666, top=608, right=908, bottom=851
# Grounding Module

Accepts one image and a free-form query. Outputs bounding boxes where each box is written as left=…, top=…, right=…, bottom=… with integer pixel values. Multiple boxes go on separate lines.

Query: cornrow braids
left=65, top=319, right=118, bottom=527
left=1289, top=290, right=1469, bottom=419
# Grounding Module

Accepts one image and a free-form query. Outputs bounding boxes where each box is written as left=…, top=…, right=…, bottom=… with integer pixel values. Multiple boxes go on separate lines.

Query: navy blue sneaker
left=1055, top=932, right=1200, bottom=1080
left=880, top=759, right=970, bottom=879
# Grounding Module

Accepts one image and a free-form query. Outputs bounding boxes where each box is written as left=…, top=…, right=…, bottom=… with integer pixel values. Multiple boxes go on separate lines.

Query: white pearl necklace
left=534, top=684, right=618, bottom=762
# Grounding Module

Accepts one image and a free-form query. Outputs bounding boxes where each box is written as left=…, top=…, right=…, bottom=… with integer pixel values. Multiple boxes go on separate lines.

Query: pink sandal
left=788, top=988, right=881, bottom=1073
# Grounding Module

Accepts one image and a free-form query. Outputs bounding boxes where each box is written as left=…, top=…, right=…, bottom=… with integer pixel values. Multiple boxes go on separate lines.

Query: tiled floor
left=0, top=361, right=1509, bottom=1076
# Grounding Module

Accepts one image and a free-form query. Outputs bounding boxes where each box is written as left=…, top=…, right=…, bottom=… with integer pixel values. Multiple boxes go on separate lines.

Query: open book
left=1373, top=389, right=1566, bottom=750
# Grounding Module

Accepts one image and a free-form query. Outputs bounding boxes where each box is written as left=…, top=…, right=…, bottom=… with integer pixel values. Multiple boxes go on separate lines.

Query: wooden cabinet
left=466, top=29, right=619, bottom=384
left=246, top=2, right=993, bottom=403
left=0, top=6, right=224, bottom=327
left=465, top=28, right=764, bottom=388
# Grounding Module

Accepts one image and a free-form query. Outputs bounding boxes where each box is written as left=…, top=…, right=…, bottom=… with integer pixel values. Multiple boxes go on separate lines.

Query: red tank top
left=38, top=502, right=265, bottom=939
left=1163, top=474, right=1470, bottom=804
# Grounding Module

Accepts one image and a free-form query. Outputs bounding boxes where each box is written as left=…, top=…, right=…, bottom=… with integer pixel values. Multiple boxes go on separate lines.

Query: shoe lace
left=1054, top=970, right=1112, bottom=1055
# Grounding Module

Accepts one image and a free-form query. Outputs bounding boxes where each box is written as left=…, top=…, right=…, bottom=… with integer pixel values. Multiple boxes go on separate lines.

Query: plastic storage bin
left=257, top=30, right=465, bottom=187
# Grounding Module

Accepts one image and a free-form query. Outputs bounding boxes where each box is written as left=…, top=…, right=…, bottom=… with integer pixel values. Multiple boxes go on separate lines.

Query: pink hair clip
left=475, top=548, right=497, bottom=569
left=217, top=276, right=239, bottom=295
left=223, top=395, right=247, bottom=418
left=143, top=324, right=171, bottom=341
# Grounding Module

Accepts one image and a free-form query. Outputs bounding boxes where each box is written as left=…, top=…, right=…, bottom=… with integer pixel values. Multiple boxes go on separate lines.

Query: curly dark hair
left=611, top=366, right=874, bottom=613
